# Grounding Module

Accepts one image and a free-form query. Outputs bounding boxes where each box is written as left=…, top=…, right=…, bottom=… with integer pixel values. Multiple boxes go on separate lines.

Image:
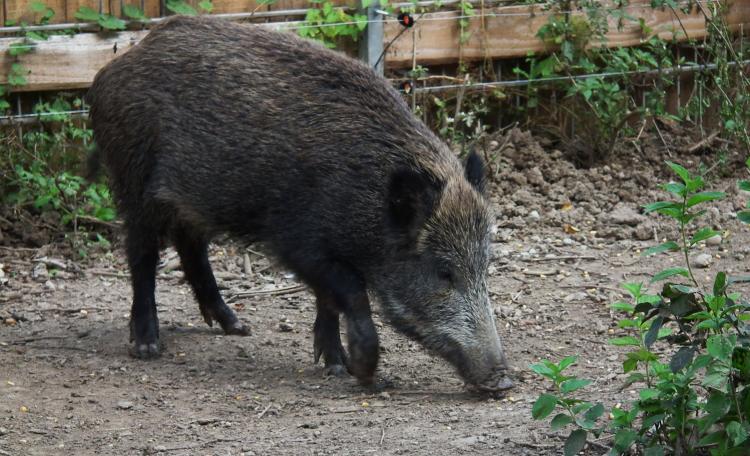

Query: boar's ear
left=386, top=168, right=441, bottom=241
left=465, top=149, right=486, bottom=194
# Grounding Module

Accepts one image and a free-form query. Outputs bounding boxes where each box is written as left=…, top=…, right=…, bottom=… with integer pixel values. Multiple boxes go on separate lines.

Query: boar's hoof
left=130, top=342, right=160, bottom=359
left=348, top=360, right=376, bottom=386
left=222, top=321, right=251, bottom=336
left=324, top=364, right=349, bottom=377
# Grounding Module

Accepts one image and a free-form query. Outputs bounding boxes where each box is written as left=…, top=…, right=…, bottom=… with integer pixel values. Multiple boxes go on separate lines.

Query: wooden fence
left=0, top=0, right=749, bottom=92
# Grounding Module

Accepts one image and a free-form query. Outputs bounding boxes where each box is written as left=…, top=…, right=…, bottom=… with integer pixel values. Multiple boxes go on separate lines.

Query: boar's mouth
left=467, top=372, right=515, bottom=395
left=431, top=339, right=515, bottom=395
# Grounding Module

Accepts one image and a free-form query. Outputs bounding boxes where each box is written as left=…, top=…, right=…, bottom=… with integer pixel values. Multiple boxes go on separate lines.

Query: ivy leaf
left=30, top=0, right=47, bottom=13
left=74, top=6, right=100, bottom=22
left=123, top=4, right=148, bottom=20
left=98, top=15, right=126, bottom=30
left=166, top=0, right=197, bottom=15
left=198, top=0, right=213, bottom=12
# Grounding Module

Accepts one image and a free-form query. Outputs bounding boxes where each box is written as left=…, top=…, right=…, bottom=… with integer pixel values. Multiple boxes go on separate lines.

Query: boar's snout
left=458, top=325, right=515, bottom=394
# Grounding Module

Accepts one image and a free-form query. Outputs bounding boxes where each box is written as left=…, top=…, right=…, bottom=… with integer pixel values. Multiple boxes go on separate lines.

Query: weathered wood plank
left=0, top=20, right=308, bottom=91
left=384, top=3, right=709, bottom=68
left=0, top=30, right=145, bottom=91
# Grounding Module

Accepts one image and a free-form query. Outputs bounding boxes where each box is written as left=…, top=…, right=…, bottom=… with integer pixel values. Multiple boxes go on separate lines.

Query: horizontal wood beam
left=383, top=3, right=711, bottom=69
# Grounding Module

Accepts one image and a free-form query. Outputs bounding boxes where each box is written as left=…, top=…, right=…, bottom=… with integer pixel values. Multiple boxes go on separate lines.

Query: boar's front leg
left=310, top=262, right=379, bottom=385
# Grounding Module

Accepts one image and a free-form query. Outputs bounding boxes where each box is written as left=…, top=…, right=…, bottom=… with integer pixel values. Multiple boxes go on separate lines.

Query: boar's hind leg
left=173, top=225, right=250, bottom=336
left=127, top=224, right=161, bottom=359
left=313, top=291, right=348, bottom=377
left=309, top=263, right=379, bottom=385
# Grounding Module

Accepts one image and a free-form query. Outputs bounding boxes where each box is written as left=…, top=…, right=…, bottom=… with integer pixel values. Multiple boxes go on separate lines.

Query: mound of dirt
left=483, top=127, right=748, bottom=242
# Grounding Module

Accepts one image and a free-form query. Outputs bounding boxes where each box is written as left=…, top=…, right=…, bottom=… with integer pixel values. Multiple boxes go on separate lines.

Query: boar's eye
left=437, top=265, right=455, bottom=288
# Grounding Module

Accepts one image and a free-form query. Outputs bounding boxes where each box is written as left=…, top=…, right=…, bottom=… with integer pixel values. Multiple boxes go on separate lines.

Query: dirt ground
left=2, top=127, right=750, bottom=455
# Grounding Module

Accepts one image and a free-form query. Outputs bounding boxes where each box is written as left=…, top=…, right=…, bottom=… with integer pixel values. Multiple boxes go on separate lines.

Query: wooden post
left=359, top=0, right=384, bottom=75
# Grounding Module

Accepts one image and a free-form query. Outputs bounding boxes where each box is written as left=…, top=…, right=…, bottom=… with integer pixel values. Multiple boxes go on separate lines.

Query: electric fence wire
left=3, top=58, right=749, bottom=123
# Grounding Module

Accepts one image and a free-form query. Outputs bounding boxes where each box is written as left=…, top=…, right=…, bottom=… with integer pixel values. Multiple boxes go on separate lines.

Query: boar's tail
left=85, top=144, right=103, bottom=182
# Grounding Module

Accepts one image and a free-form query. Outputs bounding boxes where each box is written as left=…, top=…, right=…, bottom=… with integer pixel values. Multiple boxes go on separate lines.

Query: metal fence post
left=359, top=1, right=384, bottom=75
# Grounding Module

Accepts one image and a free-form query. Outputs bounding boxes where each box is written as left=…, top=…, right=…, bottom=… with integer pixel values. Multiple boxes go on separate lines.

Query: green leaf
left=644, top=316, right=663, bottom=348
left=560, top=378, right=592, bottom=394
left=642, top=241, right=680, bottom=256
left=639, top=388, right=660, bottom=400
left=663, top=182, right=686, bottom=196
left=98, top=15, right=126, bottom=30
left=686, top=191, right=725, bottom=208
left=74, top=6, right=100, bottom=21
left=30, top=1, right=47, bottom=12
left=732, top=346, right=750, bottom=382
left=686, top=176, right=704, bottom=192
left=166, top=0, right=197, bottom=15
left=704, top=391, right=731, bottom=416
left=690, top=227, right=719, bottom=246
left=198, top=0, right=213, bottom=12
left=612, top=429, right=637, bottom=453
left=611, top=301, right=634, bottom=313
left=644, top=445, right=665, bottom=456
left=738, top=210, right=750, bottom=224
left=670, top=346, right=695, bottom=373
left=697, top=430, right=725, bottom=447
left=713, top=271, right=727, bottom=296
left=738, top=180, right=750, bottom=192
left=666, top=161, right=690, bottom=184
left=583, top=403, right=604, bottom=422
left=650, top=267, right=689, bottom=283
left=623, top=357, right=638, bottom=373
left=531, top=394, right=557, bottom=420
left=726, top=421, right=748, bottom=446
left=530, top=362, right=555, bottom=379
left=609, top=336, right=641, bottom=346
left=622, top=282, right=642, bottom=299
left=643, top=201, right=680, bottom=214
left=702, top=372, right=727, bottom=389
left=122, top=4, right=147, bottom=20
left=9, top=42, right=33, bottom=57
left=563, top=429, right=587, bottom=456
left=558, top=355, right=578, bottom=372
left=707, top=335, right=733, bottom=363
left=94, top=207, right=115, bottom=221
left=361, top=0, right=373, bottom=7
left=550, top=413, right=574, bottom=431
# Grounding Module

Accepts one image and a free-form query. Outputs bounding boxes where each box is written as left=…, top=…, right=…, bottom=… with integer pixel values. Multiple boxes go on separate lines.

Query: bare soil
left=2, top=128, right=750, bottom=456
